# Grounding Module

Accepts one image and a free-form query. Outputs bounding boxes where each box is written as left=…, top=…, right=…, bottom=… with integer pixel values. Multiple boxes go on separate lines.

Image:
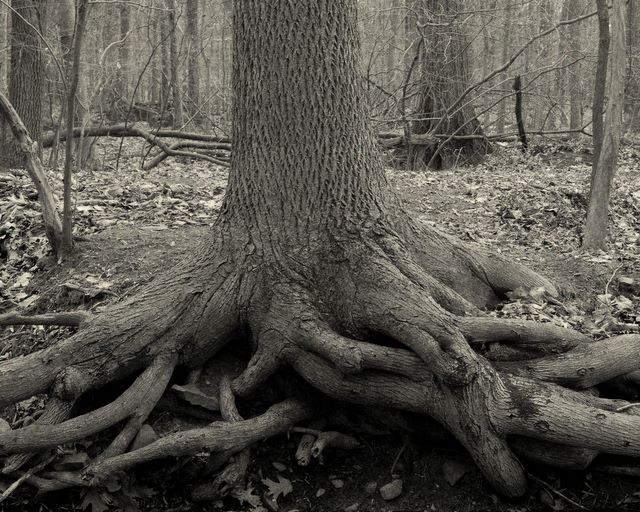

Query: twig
left=615, top=402, right=640, bottom=412
left=0, top=454, right=56, bottom=503
left=390, top=440, right=407, bottom=475
left=604, top=260, right=625, bottom=305
left=527, top=473, right=588, bottom=510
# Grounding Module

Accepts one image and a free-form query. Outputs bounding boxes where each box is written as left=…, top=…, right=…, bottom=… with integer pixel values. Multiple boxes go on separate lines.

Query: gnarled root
left=3, top=224, right=640, bottom=500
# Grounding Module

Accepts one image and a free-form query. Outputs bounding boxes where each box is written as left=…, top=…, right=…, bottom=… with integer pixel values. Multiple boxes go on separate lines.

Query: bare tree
left=584, top=0, right=627, bottom=251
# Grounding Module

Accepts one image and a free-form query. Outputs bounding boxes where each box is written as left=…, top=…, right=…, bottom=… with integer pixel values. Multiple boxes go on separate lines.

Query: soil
left=1, top=138, right=640, bottom=511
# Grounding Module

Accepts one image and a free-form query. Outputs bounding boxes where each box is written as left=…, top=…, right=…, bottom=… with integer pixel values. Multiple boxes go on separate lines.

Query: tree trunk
left=166, top=0, right=183, bottom=128
left=626, top=0, right=639, bottom=131
left=0, top=0, right=46, bottom=169
left=4, top=0, right=640, bottom=503
left=407, top=0, right=489, bottom=170
left=592, top=0, right=610, bottom=166
left=116, top=3, right=130, bottom=102
left=0, top=5, right=7, bottom=93
left=567, top=0, right=583, bottom=135
left=495, top=0, right=512, bottom=135
left=57, top=0, right=96, bottom=170
left=584, top=0, right=627, bottom=251
left=186, top=0, right=201, bottom=123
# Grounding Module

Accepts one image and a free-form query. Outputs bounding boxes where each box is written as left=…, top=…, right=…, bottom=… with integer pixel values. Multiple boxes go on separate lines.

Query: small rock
left=272, top=461, right=287, bottom=471
left=52, top=452, right=89, bottom=471
left=442, top=460, right=472, bottom=486
left=331, top=479, right=345, bottom=489
left=379, top=479, right=403, bottom=501
left=364, top=481, right=377, bottom=495
left=316, top=488, right=326, bottom=498
left=0, top=418, right=10, bottom=433
left=344, top=503, right=359, bottom=512
left=131, top=424, right=159, bottom=451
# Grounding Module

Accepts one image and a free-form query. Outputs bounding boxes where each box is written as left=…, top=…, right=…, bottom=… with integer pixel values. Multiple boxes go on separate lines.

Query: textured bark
left=0, top=0, right=45, bottom=168
left=584, top=0, right=627, bottom=251
left=407, top=0, right=489, bottom=170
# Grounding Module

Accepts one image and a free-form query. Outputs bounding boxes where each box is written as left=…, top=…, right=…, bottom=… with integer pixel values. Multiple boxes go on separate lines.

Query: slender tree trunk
left=592, top=0, right=610, bottom=167
left=495, top=0, right=513, bottom=134
left=0, top=0, right=46, bottom=168
left=626, top=0, right=639, bottom=130
left=553, top=0, right=570, bottom=129
left=166, top=0, right=183, bottom=128
left=0, top=6, right=7, bottom=92
left=57, top=0, right=95, bottom=169
left=116, top=3, right=130, bottom=102
left=386, top=0, right=400, bottom=89
left=186, top=0, right=200, bottom=123
left=584, top=0, right=627, bottom=251
left=567, top=0, right=583, bottom=135
left=407, top=0, right=488, bottom=170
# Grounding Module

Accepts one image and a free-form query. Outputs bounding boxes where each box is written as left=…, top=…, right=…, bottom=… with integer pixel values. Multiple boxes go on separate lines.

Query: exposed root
left=0, top=354, right=177, bottom=455
left=0, top=311, right=92, bottom=327
left=192, top=375, right=251, bottom=500
left=496, top=335, right=640, bottom=388
left=99, top=354, right=177, bottom=459
left=2, top=397, right=76, bottom=474
left=85, top=399, right=313, bottom=482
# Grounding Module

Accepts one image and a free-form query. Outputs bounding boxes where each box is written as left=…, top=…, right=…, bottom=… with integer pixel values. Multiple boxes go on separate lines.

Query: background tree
left=0, top=0, right=46, bottom=168
left=584, top=0, right=627, bottom=251
left=405, top=0, right=488, bottom=170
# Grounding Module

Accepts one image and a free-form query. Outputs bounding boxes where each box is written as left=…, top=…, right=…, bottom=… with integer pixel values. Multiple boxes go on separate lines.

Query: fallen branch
left=0, top=92, right=64, bottom=254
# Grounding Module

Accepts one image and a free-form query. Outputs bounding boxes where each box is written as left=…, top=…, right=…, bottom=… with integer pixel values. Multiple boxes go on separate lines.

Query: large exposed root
left=2, top=225, right=640, bottom=500
left=0, top=354, right=177, bottom=455
left=85, top=399, right=313, bottom=482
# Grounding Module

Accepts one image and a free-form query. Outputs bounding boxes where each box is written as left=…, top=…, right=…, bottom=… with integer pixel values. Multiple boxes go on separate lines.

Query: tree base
left=1, top=218, right=640, bottom=500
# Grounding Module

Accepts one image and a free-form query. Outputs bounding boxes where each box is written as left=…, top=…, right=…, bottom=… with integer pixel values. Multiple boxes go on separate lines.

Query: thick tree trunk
left=4, top=0, right=640, bottom=503
left=0, top=0, right=45, bottom=168
left=407, top=0, right=489, bottom=170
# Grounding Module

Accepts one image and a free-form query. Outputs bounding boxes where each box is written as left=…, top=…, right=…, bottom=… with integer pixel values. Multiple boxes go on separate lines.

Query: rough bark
left=584, top=0, right=627, bottom=251
left=407, top=0, right=489, bottom=170
left=0, top=0, right=45, bottom=169
left=3, top=0, right=640, bottom=503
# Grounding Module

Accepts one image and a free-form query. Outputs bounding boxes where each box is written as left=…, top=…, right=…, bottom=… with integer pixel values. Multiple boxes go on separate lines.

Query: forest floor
left=1, top=135, right=640, bottom=511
